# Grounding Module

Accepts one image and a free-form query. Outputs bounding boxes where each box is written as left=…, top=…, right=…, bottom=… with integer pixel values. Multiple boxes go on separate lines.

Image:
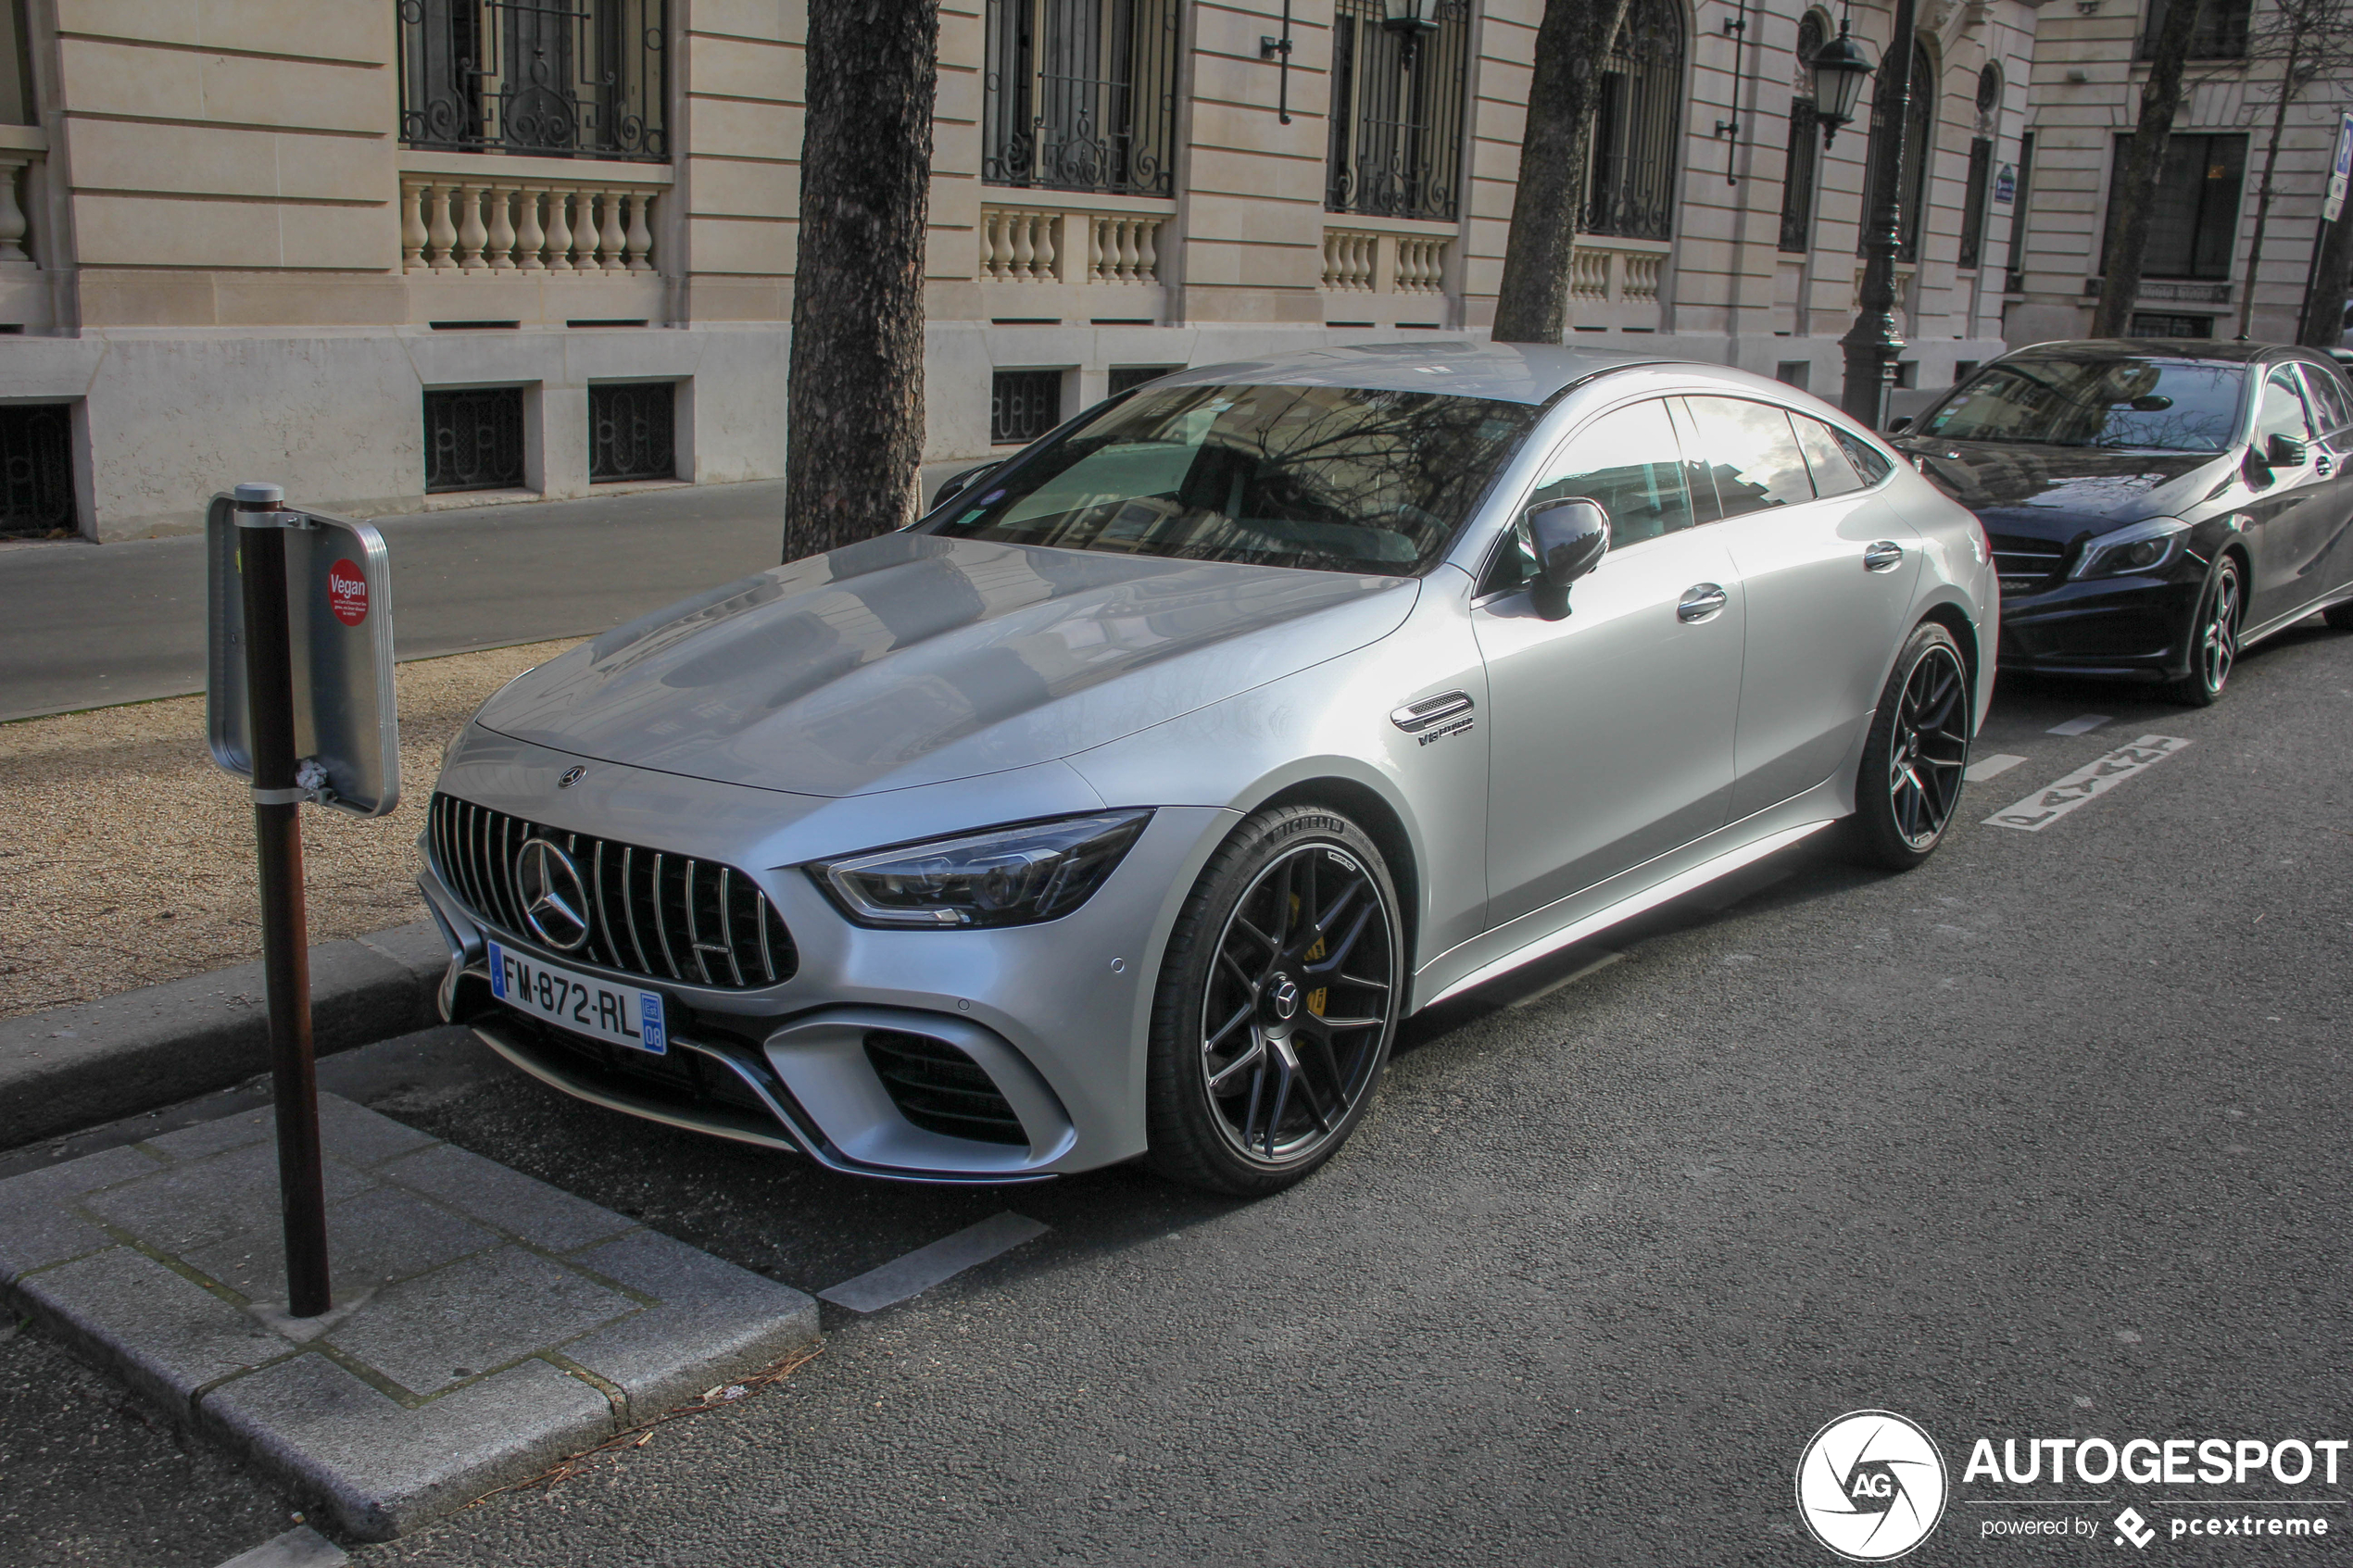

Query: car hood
left=1895, top=439, right=2232, bottom=540
left=475, top=532, right=1417, bottom=797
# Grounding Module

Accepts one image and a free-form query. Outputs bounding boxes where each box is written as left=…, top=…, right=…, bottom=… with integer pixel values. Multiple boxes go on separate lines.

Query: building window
left=397, top=0, right=669, bottom=161
left=2130, top=311, right=2216, bottom=338
left=2101, top=132, right=2246, bottom=280
left=983, top=0, right=1181, bottom=198
left=1779, top=14, right=1827, bottom=255
left=590, top=382, right=676, bottom=483
left=0, top=403, right=76, bottom=539
left=992, top=370, right=1063, bottom=445
left=423, top=386, right=527, bottom=493
left=1776, top=360, right=1811, bottom=389
left=1583, top=0, right=1686, bottom=241
left=1109, top=365, right=1179, bottom=395
left=1957, top=136, right=1994, bottom=270
left=1860, top=42, right=1935, bottom=263
left=1325, top=0, right=1473, bottom=222
left=2004, top=130, right=2034, bottom=292
left=2139, top=0, right=2251, bottom=60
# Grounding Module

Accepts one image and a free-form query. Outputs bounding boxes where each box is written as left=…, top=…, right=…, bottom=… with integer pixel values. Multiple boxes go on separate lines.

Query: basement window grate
left=991, top=369, right=1063, bottom=445
left=423, top=386, right=526, bottom=493
left=590, top=382, right=677, bottom=483
left=0, top=403, right=77, bottom=539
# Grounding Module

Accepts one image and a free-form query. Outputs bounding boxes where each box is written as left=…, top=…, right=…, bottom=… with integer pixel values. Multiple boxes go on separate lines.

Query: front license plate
left=487, top=940, right=668, bottom=1056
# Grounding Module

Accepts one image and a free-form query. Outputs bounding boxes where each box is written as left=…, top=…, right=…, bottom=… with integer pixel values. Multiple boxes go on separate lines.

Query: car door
left=2288, top=360, right=2353, bottom=605
left=2244, top=363, right=2336, bottom=626
left=1678, top=395, right=1924, bottom=819
left=1472, top=396, right=1745, bottom=927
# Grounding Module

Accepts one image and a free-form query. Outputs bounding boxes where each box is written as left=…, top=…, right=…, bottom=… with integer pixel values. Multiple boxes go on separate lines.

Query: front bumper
left=1994, top=568, right=2203, bottom=680
left=419, top=734, right=1230, bottom=1182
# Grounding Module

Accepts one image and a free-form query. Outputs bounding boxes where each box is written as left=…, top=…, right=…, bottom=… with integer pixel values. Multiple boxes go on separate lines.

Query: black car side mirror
left=2266, top=433, right=2309, bottom=469
left=1526, top=498, right=1610, bottom=621
left=930, top=461, right=1000, bottom=512
left=1885, top=415, right=1915, bottom=434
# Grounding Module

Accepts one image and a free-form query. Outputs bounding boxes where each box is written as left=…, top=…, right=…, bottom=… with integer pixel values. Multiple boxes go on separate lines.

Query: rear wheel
left=1145, top=806, right=1403, bottom=1197
left=2169, top=555, right=2242, bottom=707
left=1849, top=622, right=1970, bottom=872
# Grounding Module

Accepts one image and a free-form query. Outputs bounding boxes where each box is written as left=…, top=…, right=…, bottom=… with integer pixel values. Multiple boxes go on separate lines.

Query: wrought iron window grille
left=424, top=387, right=529, bottom=494
left=1579, top=0, right=1685, bottom=242
left=590, top=381, right=677, bottom=483
left=0, top=403, right=76, bottom=540
left=1325, top=0, right=1471, bottom=223
left=984, top=0, right=1180, bottom=198
left=1779, top=13, right=1826, bottom=255
left=1957, top=135, right=1994, bottom=270
left=2138, top=0, right=2251, bottom=59
left=399, top=0, right=669, bottom=162
left=992, top=370, right=1064, bottom=445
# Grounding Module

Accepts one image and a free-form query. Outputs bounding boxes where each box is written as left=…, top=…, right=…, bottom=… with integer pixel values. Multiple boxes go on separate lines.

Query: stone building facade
left=0, top=0, right=2330, bottom=541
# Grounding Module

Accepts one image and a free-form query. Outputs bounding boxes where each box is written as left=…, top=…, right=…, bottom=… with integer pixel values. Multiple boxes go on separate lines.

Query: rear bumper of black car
left=1996, top=569, right=2204, bottom=680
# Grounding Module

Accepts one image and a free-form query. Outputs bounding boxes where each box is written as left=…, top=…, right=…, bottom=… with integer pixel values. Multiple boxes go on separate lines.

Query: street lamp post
left=1835, top=0, right=1919, bottom=431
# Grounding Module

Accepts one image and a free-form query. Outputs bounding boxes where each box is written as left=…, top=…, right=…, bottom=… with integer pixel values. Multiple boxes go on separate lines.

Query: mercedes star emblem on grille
left=514, top=837, right=593, bottom=952
left=558, top=765, right=587, bottom=788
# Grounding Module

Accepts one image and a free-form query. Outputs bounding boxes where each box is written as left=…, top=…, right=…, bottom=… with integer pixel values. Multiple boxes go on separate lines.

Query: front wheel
left=2169, top=555, right=2242, bottom=707
left=1849, top=622, right=1971, bottom=872
left=1145, top=806, right=1403, bottom=1197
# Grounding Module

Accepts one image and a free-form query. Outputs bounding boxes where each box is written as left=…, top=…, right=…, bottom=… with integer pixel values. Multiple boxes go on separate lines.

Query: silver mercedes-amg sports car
left=419, top=344, right=1996, bottom=1194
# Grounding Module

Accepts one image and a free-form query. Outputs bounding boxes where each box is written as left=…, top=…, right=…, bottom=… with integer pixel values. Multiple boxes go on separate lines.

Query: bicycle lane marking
left=1982, top=735, right=2194, bottom=833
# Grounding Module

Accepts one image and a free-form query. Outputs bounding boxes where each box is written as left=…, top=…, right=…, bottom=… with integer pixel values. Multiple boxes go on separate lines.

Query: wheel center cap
left=1269, top=976, right=1301, bottom=1022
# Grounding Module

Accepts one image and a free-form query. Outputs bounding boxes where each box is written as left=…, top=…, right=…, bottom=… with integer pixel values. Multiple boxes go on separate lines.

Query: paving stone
left=144, top=1105, right=277, bottom=1162
left=183, top=1185, right=502, bottom=1305
left=201, top=1351, right=614, bottom=1542
left=375, top=1141, right=636, bottom=1253
left=0, top=1144, right=162, bottom=1284
left=315, top=1095, right=438, bottom=1171
left=0, top=1140, right=161, bottom=1200
left=561, top=1228, right=820, bottom=1420
left=14, top=1248, right=294, bottom=1421
left=322, top=1244, right=638, bottom=1398
left=83, top=1140, right=375, bottom=1256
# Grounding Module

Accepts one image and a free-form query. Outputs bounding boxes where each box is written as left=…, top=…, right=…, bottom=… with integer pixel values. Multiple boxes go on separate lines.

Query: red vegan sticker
left=327, top=558, right=369, bottom=627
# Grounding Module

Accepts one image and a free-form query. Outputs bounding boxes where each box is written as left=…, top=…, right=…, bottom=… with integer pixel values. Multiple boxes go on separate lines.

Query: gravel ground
left=0, top=640, right=579, bottom=1020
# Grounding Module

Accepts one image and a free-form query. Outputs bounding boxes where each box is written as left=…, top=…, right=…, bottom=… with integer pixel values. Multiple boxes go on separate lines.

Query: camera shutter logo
left=515, top=838, right=593, bottom=953
left=1795, top=1411, right=1949, bottom=1561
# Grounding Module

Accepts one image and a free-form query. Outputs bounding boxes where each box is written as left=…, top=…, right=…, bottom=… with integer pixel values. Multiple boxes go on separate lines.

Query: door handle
left=1678, top=583, right=1729, bottom=622
left=2319, top=453, right=2336, bottom=479
left=1863, top=540, right=1906, bottom=572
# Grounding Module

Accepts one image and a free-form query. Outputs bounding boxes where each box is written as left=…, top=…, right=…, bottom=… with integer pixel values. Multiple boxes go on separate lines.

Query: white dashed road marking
left=213, top=1525, right=346, bottom=1568
left=1963, top=753, right=2028, bottom=782
left=2047, top=714, right=2114, bottom=736
left=1984, top=736, right=2193, bottom=832
left=819, top=1211, right=1049, bottom=1313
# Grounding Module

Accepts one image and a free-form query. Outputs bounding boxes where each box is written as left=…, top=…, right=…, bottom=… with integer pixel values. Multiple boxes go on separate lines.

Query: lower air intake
left=863, top=1030, right=1029, bottom=1146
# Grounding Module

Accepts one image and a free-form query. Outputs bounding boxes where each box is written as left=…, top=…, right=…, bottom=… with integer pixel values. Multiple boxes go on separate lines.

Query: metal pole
left=234, top=481, right=333, bottom=1320
left=1840, top=0, right=1919, bottom=431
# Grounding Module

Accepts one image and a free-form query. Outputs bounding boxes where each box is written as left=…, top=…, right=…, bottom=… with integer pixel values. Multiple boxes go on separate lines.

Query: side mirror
left=2266, top=433, right=2309, bottom=469
left=1525, top=498, right=1610, bottom=620
left=1885, top=415, right=1915, bottom=434
left=930, top=462, right=999, bottom=511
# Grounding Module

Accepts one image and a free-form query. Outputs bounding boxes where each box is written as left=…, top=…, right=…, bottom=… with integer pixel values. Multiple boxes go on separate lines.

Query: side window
left=1836, top=429, right=1894, bottom=485
left=2294, top=362, right=2353, bottom=436
left=2256, top=368, right=2317, bottom=445
left=1793, top=414, right=1866, bottom=497
left=1682, top=396, right=1817, bottom=517
left=1484, top=399, right=1693, bottom=593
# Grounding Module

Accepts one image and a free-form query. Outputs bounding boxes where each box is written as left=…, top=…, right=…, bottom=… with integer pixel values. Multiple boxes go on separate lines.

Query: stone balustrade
left=0, top=151, right=38, bottom=269
left=980, top=206, right=1164, bottom=284
left=1321, top=229, right=1451, bottom=295
left=1567, top=239, right=1669, bottom=330
left=401, top=176, right=659, bottom=275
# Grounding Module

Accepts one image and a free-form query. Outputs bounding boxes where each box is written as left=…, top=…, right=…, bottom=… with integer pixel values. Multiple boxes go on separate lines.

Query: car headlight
left=2071, top=517, right=2189, bottom=579
left=808, top=810, right=1154, bottom=929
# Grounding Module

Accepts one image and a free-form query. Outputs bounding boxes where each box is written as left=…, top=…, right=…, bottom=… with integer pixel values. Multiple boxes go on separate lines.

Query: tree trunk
left=2092, top=0, right=2203, bottom=338
left=2233, top=38, right=2304, bottom=339
left=784, top=0, right=941, bottom=561
left=1491, top=0, right=1637, bottom=343
left=2300, top=207, right=2353, bottom=345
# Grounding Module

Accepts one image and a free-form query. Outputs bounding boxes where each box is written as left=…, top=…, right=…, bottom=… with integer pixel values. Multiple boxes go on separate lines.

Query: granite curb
left=1, top=922, right=448, bottom=1152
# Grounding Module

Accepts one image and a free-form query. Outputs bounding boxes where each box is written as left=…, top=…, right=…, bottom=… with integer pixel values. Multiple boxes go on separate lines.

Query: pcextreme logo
left=1796, top=1410, right=1952, bottom=1562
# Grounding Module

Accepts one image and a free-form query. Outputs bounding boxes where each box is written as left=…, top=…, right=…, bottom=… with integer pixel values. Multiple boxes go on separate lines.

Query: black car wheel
left=1145, top=805, right=1403, bottom=1197
left=2171, top=555, right=2242, bottom=707
left=1850, top=621, right=1971, bottom=872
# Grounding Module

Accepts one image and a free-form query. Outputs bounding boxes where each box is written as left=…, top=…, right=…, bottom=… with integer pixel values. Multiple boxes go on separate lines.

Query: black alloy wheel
left=1850, top=621, right=1971, bottom=872
left=1146, top=805, right=1403, bottom=1196
left=2171, top=556, right=2242, bottom=707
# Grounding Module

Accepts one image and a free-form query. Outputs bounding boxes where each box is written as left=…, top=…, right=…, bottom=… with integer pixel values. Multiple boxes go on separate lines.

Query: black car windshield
left=1920, top=356, right=2245, bottom=452
left=928, top=382, right=1540, bottom=574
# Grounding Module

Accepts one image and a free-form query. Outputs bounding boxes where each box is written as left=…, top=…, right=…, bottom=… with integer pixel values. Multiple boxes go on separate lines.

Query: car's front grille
left=862, top=1029, right=1028, bottom=1146
left=430, top=793, right=797, bottom=990
left=1990, top=533, right=2070, bottom=595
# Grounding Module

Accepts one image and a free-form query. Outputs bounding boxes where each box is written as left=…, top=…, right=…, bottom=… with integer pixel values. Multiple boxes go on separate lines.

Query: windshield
left=1919, top=357, right=2246, bottom=453
left=928, top=383, right=1540, bottom=574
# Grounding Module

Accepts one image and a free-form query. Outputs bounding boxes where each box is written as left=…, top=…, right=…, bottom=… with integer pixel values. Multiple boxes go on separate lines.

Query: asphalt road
left=6, top=624, right=2351, bottom=1567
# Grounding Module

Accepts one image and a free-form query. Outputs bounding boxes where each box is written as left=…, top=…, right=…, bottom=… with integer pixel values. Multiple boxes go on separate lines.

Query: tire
left=1145, top=805, right=1403, bottom=1197
left=2168, top=554, right=2243, bottom=707
left=1849, top=621, right=1971, bottom=872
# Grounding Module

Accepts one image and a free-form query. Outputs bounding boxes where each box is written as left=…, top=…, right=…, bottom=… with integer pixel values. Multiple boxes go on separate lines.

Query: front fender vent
left=863, top=1030, right=1029, bottom=1146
